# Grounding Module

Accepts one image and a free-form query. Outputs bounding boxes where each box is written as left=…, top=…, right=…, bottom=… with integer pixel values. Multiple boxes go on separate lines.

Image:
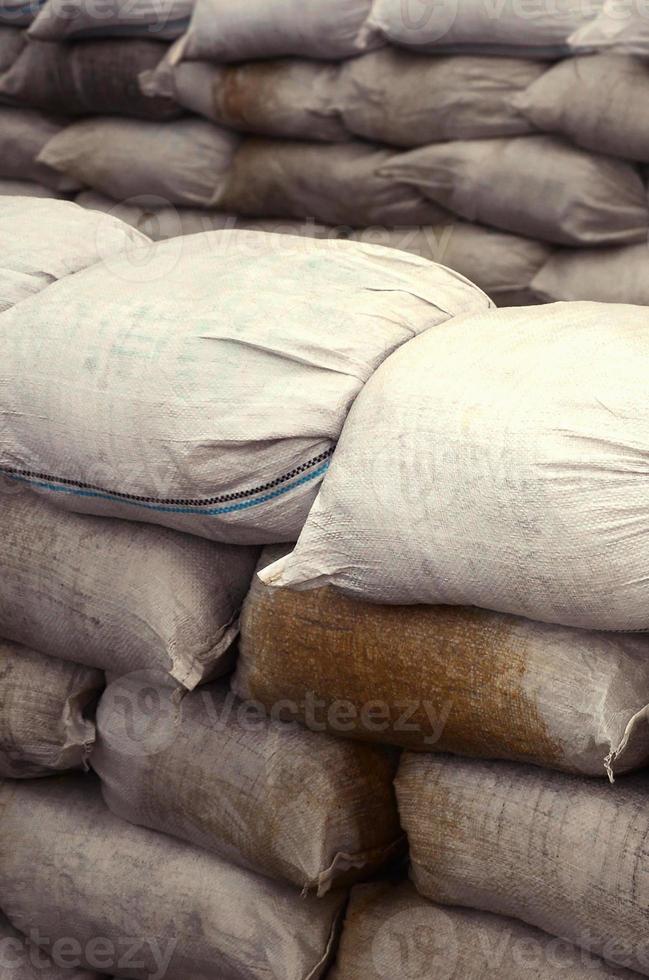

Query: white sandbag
left=381, top=135, right=649, bottom=245
left=28, top=0, right=193, bottom=40
left=93, top=677, right=402, bottom=893
left=0, top=639, right=102, bottom=778
left=0, top=913, right=105, bottom=980
left=142, top=54, right=348, bottom=142
left=369, top=0, right=603, bottom=55
left=0, top=0, right=40, bottom=25
left=350, top=222, right=550, bottom=305
left=177, top=0, right=383, bottom=62
left=0, top=178, right=60, bottom=196
left=0, top=776, right=345, bottom=980
left=0, top=197, right=148, bottom=312
left=0, top=231, right=491, bottom=543
left=397, top=753, right=649, bottom=976
left=0, top=23, right=24, bottom=69
left=0, top=106, right=80, bottom=190
left=570, top=0, right=649, bottom=54
left=514, top=55, right=649, bottom=161
left=336, top=49, right=544, bottom=146
left=264, top=302, right=649, bottom=631
left=531, top=244, right=649, bottom=305
left=38, top=117, right=239, bottom=207
left=330, top=881, right=641, bottom=979
left=219, top=139, right=451, bottom=227
left=0, top=487, right=258, bottom=687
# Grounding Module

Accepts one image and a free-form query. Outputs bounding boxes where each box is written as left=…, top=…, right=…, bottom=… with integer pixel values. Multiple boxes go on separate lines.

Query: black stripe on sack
left=0, top=447, right=335, bottom=507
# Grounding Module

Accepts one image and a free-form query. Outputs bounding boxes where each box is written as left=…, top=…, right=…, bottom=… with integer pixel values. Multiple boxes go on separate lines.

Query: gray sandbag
left=0, top=197, right=147, bottom=311
left=0, top=106, right=80, bottom=190
left=0, top=38, right=179, bottom=118
left=0, top=178, right=61, bottom=195
left=381, top=135, right=649, bottom=246
left=38, top=116, right=240, bottom=207
left=219, top=138, right=451, bottom=227
left=92, top=677, right=402, bottom=893
left=0, top=776, right=345, bottom=980
left=570, top=0, right=649, bottom=55
left=531, top=244, right=649, bottom=305
left=330, top=880, right=641, bottom=979
left=0, top=912, right=105, bottom=979
left=0, top=639, right=102, bottom=778
left=396, top=753, right=649, bottom=976
left=514, top=55, right=649, bottom=162
left=0, top=23, right=24, bottom=70
left=0, top=231, right=491, bottom=544
left=0, top=487, right=258, bottom=687
left=336, top=48, right=544, bottom=146
left=28, top=0, right=194, bottom=40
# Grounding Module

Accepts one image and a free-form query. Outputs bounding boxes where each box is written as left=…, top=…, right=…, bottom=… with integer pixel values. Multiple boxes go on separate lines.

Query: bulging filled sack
left=397, top=753, right=649, bottom=976
left=0, top=231, right=491, bottom=543
left=219, top=139, right=451, bottom=227
left=0, top=488, right=258, bottom=687
left=0, top=38, right=179, bottom=119
left=237, top=555, right=649, bottom=776
left=37, top=117, right=240, bottom=207
left=177, top=0, right=383, bottom=62
left=0, top=23, right=24, bottom=68
left=0, top=776, right=344, bottom=980
left=0, top=639, right=102, bottom=778
left=329, top=880, right=640, bottom=979
left=0, top=197, right=148, bottom=312
left=369, top=0, right=602, bottom=55
left=0, top=913, right=106, bottom=980
left=513, top=55, right=649, bottom=161
left=93, top=676, right=401, bottom=893
left=28, top=0, right=194, bottom=40
left=0, top=106, right=80, bottom=190
left=570, top=0, right=649, bottom=54
left=531, top=244, right=649, bottom=305
left=381, top=134, right=649, bottom=245
left=336, top=49, right=543, bottom=146
left=265, top=302, right=649, bottom=631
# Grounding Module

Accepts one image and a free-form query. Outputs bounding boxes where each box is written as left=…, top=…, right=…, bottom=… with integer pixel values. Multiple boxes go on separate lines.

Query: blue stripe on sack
left=5, top=461, right=330, bottom=516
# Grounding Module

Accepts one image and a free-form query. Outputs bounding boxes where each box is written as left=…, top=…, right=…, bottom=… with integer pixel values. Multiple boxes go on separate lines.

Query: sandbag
left=0, top=197, right=147, bottom=312
left=265, top=302, right=649, bottom=631
left=0, top=231, right=491, bottom=543
left=397, top=753, right=649, bottom=976
left=369, top=0, right=602, bottom=55
left=0, top=776, right=344, bottom=980
left=177, top=0, right=383, bottom=62
left=0, top=38, right=179, bottom=119
left=0, top=107, right=80, bottom=190
left=37, top=117, right=240, bottom=207
left=0, top=24, right=24, bottom=69
left=28, top=0, right=194, bottom=40
left=0, top=913, right=105, bottom=980
left=381, top=135, right=649, bottom=246
left=93, top=676, right=402, bottom=893
left=219, top=139, right=451, bottom=227
left=514, top=55, right=649, bottom=161
left=0, top=488, right=258, bottom=687
left=336, top=49, right=544, bottom=146
left=0, top=639, right=102, bottom=778
left=531, top=244, right=649, bottom=305
left=0, top=0, right=41, bottom=25
left=0, top=179, right=61, bottom=196
left=570, top=0, right=649, bottom=54
left=236, top=556, right=649, bottom=776
left=330, top=880, right=641, bottom=979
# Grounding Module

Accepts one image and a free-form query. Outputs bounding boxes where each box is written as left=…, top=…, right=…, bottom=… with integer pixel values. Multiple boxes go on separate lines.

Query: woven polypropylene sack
left=0, top=179, right=61, bottom=196
left=0, top=107, right=81, bottom=190
left=531, top=244, right=649, bottom=306
left=28, top=0, right=194, bottom=40
left=0, top=24, right=24, bottom=69
left=0, top=913, right=105, bottom=979
left=570, top=0, right=649, bottom=55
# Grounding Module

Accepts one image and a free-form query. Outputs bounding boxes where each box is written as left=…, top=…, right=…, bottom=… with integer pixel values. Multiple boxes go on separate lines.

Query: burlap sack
left=381, top=135, right=649, bottom=245
left=0, top=488, right=258, bottom=687
left=0, top=776, right=344, bottom=980
left=236, top=558, right=649, bottom=776
left=0, top=24, right=24, bottom=70
left=28, top=0, right=193, bottom=40
left=0, top=912, right=105, bottom=979
left=219, top=139, right=451, bottom=227
left=265, top=302, right=649, bottom=631
left=0, top=230, right=491, bottom=544
left=37, top=117, right=240, bottom=207
left=396, top=753, right=649, bottom=976
left=0, top=639, right=102, bottom=778
left=336, top=49, right=544, bottom=146
left=0, top=107, right=80, bottom=190
left=329, top=880, right=641, bottom=979
left=92, top=676, right=402, bottom=893
left=531, top=244, right=649, bottom=305
left=0, top=38, right=179, bottom=119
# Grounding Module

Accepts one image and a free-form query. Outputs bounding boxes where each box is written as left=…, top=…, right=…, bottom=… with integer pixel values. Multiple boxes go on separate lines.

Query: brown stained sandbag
left=0, top=912, right=105, bottom=980
left=234, top=549, right=649, bottom=777
left=0, top=640, right=102, bottom=778
left=0, top=776, right=345, bottom=980
left=92, top=677, right=402, bottom=894
left=329, top=880, right=641, bottom=979
left=0, top=38, right=180, bottom=119
left=531, top=243, right=649, bottom=305
left=396, top=754, right=649, bottom=976
left=0, top=106, right=80, bottom=190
